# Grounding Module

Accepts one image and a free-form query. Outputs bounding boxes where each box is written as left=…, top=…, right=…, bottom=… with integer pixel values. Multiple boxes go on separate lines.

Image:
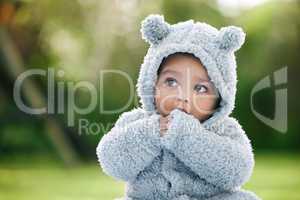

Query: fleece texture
left=96, top=14, right=260, bottom=200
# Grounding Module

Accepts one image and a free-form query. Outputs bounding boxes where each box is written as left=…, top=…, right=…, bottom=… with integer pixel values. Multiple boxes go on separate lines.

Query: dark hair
left=157, top=52, right=202, bottom=75
left=215, top=95, right=221, bottom=110
left=156, top=52, right=221, bottom=110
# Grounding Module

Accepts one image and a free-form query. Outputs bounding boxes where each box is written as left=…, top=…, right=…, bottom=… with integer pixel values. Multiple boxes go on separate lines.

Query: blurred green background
left=0, top=0, right=299, bottom=199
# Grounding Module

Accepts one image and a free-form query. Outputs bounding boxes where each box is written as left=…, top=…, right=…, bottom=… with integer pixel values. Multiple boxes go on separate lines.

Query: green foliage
left=0, top=0, right=299, bottom=158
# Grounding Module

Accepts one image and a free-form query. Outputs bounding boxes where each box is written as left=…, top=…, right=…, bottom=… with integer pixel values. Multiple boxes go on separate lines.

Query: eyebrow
left=161, top=69, right=210, bottom=81
left=197, top=78, right=211, bottom=83
left=160, top=69, right=179, bottom=76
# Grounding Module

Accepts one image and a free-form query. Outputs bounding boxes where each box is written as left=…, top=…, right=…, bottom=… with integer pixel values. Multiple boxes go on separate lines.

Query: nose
left=176, top=97, right=188, bottom=103
left=174, top=87, right=192, bottom=113
left=175, top=97, right=190, bottom=113
left=177, top=88, right=190, bottom=102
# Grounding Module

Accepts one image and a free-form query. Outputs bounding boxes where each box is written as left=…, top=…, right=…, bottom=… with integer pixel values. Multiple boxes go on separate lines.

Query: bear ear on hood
left=140, top=14, right=170, bottom=45
left=217, top=26, right=246, bottom=52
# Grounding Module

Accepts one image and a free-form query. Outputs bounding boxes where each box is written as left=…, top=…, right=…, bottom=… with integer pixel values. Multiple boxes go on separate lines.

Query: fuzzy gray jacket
left=96, top=14, right=260, bottom=200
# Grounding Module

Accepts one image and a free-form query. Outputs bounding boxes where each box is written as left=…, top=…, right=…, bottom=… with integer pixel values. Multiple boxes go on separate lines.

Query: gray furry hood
left=136, top=14, right=246, bottom=126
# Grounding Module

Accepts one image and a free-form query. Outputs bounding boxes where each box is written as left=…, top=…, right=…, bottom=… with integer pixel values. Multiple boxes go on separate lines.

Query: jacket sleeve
left=96, top=108, right=161, bottom=182
left=161, top=109, right=254, bottom=190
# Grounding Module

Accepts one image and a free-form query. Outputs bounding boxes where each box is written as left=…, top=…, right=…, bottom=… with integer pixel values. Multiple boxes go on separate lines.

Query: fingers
left=166, top=114, right=172, bottom=121
left=159, top=115, right=170, bottom=137
left=161, top=116, right=170, bottom=127
left=159, top=117, right=168, bottom=131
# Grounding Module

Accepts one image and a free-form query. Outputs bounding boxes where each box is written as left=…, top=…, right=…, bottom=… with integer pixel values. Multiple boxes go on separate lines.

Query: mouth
left=174, top=107, right=189, bottom=114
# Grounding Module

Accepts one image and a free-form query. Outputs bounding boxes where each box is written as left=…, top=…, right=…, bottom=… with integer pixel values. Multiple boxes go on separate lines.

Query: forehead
left=159, top=54, right=210, bottom=81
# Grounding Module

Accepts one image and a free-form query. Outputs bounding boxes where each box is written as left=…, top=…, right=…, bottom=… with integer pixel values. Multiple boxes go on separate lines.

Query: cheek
left=189, top=96, right=217, bottom=121
left=192, top=95, right=217, bottom=112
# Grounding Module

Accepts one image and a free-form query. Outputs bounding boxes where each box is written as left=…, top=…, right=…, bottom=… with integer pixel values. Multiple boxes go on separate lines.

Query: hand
left=159, top=115, right=171, bottom=137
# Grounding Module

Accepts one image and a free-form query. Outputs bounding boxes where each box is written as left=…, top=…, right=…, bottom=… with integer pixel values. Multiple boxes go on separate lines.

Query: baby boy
left=97, top=14, right=260, bottom=200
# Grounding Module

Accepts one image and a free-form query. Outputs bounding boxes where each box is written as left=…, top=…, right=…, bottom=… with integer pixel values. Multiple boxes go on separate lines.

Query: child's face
left=154, top=54, right=219, bottom=121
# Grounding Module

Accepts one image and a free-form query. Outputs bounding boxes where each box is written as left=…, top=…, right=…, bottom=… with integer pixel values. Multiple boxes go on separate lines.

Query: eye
left=164, top=77, right=178, bottom=87
left=194, top=84, right=208, bottom=94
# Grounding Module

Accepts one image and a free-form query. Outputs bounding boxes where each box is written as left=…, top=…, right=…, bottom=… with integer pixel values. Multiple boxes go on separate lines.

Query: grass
left=0, top=153, right=299, bottom=200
